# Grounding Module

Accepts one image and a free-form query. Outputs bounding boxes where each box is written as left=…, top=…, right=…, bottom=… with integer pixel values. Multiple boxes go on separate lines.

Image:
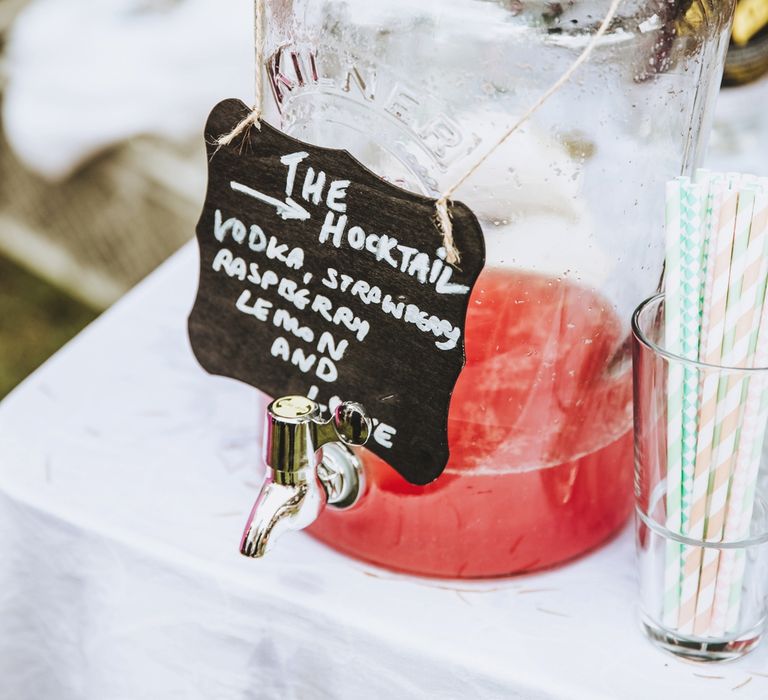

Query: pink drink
left=310, top=268, right=634, bottom=577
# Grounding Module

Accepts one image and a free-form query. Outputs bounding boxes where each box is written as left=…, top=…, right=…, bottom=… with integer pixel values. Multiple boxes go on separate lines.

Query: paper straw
left=663, top=179, right=685, bottom=627
left=712, top=186, right=768, bottom=631
left=675, top=174, right=714, bottom=632
left=679, top=180, right=705, bottom=529
left=676, top=176, right=732, bottom=632
left=695, top=171, right=723, bottom=375
left=660, top=171, right=768, bottom=639
left=725, top=383, right=768, bottom=632
left=721, top=374, right=768, bottom=632
left=676, top=180, right=706, bottom=629
left=693, top=186, right=756, bottom=636
left=724, top=180, right=768, bottom=632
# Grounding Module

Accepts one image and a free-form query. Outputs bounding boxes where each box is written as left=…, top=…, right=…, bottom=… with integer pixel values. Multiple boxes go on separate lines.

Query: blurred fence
left=0, top=1, right=203, bottom=309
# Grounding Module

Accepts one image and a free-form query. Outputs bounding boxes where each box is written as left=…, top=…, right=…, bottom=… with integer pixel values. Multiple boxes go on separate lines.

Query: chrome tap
left=240, top=395, right=371, bottom=558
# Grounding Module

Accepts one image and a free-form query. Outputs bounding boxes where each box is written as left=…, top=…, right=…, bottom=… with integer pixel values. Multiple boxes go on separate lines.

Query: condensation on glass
left=260, top=0, right=735, bottom=577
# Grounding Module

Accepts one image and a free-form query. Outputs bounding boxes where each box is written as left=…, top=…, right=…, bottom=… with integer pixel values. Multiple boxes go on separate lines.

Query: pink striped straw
left=675, top=178, right=734, bottom=633
left=711, top=188, right=768, bottom=632
left=693, top=185, right=756, bottom=636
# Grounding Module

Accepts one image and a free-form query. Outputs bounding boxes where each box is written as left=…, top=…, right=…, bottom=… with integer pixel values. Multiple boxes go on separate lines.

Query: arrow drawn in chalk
left=230, top=181, right=311, bottom=221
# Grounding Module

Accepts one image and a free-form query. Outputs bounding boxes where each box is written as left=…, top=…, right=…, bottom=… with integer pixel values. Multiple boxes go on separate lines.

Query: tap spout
left=239, top=396, right=371, bottom=559
left=239, top=473, right=324, bottom=558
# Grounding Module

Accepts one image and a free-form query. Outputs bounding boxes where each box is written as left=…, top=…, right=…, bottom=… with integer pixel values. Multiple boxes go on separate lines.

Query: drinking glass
left=633, top=293, right=768, bottom=661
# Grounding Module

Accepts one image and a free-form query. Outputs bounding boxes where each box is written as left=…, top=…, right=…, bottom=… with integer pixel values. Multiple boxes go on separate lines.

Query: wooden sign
left=189, top=99, right=485, bottom=485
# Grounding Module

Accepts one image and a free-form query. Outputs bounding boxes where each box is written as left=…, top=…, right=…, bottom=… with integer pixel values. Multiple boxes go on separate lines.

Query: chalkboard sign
left=189, top=99, right=485, bottom=485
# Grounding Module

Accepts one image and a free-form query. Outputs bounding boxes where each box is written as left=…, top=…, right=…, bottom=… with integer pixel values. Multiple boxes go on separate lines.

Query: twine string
left=218, top=0, right=266, bottom=146
left=218, top=0, right=623, bottom=265
left=435, top=0, right=623, bottom=264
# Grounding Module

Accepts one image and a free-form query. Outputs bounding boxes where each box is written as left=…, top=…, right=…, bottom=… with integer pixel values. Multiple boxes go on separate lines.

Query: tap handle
left=325, top=400, right=370, bottom=448
left=263, top=395, right=371, bottom=474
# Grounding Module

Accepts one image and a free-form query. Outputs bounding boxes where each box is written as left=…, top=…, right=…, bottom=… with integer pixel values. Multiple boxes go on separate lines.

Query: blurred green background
left=0, top=256, right=97, bottom=397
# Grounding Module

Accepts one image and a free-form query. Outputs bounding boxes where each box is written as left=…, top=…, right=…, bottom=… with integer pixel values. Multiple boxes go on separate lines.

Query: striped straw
left=724, top=382, right=768, bottom=632
left=676, top=176, right=732, bottom=633
left=720, top=373, right=768, bottom=632
left=660, top=171, right=768, bottom=640
left=675, top=180, right=706, bottom=630
left=712, top=185, right=768, bottom=632
left=693, top=185, right=756, bottom=637
left=679, top=180, right=705, bottom=529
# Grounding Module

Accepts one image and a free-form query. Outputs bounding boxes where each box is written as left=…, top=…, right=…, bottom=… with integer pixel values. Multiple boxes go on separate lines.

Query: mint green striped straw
left=676, top=174, right=712, bottom=633
left=678, top=177, right=736, bottom=633
left=678, top=179, right=705, bottom=530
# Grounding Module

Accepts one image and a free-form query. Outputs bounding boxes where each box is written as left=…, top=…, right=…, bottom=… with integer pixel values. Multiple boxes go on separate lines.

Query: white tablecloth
left=1, top=244, right=767, bottom=699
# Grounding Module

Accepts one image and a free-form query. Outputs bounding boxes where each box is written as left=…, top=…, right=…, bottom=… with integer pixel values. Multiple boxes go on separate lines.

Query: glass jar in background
left=260, top=0, right=735, bottom=577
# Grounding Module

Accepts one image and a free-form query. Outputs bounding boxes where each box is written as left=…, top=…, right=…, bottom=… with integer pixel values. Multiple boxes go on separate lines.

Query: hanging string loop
left=435, top=0, right=623, bottom=264
left=218, top=0, right=266, bottom=146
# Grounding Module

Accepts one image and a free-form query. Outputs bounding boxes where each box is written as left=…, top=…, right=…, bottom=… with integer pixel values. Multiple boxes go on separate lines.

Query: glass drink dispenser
left=251, top=0, right=734, bottom=577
